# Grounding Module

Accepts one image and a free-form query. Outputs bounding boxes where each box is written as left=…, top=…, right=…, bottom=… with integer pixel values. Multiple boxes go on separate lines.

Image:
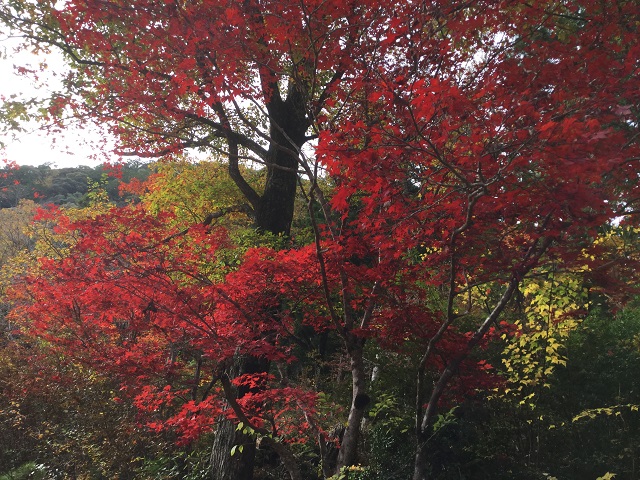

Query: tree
left=1, top=0, right=404, bottom=475
left=314, top=2, right=639, bottom=477
left=0, top=162, right=150, bottom=207
left=1, top=0, right=367, bottom=233
left=11, top=204, right=323, bottom=479
left=0, top=199, right=171, bottom=479
left=2, top=0, right=640, bottom=479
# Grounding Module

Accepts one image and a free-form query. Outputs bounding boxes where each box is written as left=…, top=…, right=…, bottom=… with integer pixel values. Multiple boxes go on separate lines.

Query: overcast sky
left=1, top=40, right=112, bottom=169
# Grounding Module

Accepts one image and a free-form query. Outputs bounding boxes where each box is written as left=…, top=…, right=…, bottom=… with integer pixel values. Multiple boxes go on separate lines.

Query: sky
left=0, top=39, right=112, bottom=169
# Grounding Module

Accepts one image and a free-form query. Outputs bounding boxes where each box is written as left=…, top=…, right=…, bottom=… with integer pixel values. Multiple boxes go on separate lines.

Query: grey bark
left=335, top=338, right=368, bottom=473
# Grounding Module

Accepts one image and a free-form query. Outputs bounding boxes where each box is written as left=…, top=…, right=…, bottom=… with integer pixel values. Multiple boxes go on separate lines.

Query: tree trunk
left=210, top=355, right=269, bottom=480
left=210, top=417, right=258, bottom=480
left=412, top=439, right=431, bottom=480
left=210, top=91, right=308, bottom=480
left=334, top=337, right=368, bottom=475
left=255, top=92, right=307, bottom=235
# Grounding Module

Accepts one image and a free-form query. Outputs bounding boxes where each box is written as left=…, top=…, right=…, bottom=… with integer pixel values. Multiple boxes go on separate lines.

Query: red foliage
left=4, top=0, right=640, bottom=471
left=12, top=206, right=331, bottom=443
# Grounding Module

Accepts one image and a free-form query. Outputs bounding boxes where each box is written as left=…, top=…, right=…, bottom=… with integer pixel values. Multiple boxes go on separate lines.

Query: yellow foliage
left=498, top=269, right=587, bottom=406
left=141, top=158, right=262, bottom=228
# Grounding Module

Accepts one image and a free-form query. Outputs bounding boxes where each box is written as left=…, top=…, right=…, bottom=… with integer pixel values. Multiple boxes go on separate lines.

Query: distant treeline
left=0, top=161, right=151, bottom=208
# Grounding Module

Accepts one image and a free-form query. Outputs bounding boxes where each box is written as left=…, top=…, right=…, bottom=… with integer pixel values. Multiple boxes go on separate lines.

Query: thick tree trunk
left=210, top=417, right=258, bottom=480
left=255, top=93, right=307, bottom=235
left=210, top=355, right=269, bottom=480
left=210, top=92, right=308, bottom=480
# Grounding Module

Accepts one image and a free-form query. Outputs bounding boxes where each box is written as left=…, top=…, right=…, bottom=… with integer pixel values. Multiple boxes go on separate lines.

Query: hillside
left=0, top=161, right=150, bottom=208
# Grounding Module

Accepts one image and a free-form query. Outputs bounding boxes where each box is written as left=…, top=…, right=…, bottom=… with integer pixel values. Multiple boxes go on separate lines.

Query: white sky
left=0, top=39, right=114, bottom=169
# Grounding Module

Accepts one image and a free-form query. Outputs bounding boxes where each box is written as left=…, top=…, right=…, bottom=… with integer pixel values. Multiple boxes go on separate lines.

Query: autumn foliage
left=1, top=0, right=639, bottom=478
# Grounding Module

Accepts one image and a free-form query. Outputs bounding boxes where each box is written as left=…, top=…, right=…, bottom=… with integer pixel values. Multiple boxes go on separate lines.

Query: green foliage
left=138, top=442, right=212, bottom=480
left=363, top=422, right=414, bottom=480
left=367, top=393, right=411, bottom=435
left=0, top=97, right=42, bottom=136
left=328, top=465, right=370, bottom=480
left=0, top=462, right=47, bottom=480
left=358, top=393, right=414, bottom=480
left=466, top=300, right=640, bottom=479
left=431, top=407, right=459, bottom=434
left=0, top=162, right=149, bottom=208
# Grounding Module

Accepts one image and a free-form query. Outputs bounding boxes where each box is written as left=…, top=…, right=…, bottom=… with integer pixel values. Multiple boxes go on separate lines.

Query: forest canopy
left=0, top=161, right=150, bottom=207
